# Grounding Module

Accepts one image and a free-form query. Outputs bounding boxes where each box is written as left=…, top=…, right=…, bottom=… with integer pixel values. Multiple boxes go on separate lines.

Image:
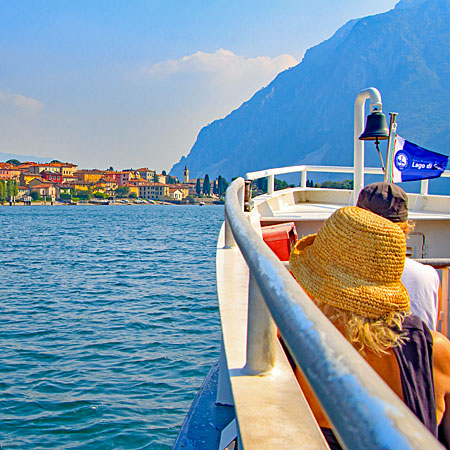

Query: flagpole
left=384, top=112, right=398, bottom=182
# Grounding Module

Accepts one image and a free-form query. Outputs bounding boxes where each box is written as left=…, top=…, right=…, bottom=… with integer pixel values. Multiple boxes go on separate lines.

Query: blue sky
left=0, top=0, right=398, bottom=171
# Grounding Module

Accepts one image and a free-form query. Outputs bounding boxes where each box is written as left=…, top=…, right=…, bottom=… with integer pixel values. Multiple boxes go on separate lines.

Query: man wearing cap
left=357, top=181, right=441, bottom=330
left=289, top=206, right=450, bottom=448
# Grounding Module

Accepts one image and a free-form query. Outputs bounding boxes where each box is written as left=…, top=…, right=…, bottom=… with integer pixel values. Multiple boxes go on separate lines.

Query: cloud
left=12, top=94, right=44, bottom=112
left=141, top=49, right=298, bottom=87
left=0, top=90, right=44, bottom=113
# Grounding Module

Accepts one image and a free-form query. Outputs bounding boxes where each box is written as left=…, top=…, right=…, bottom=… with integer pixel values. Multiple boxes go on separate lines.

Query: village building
left=0, top=163, right=21, bottom=180
left=137, top=182, right=170, bottom=200
left=103, top=170, right=122, bottom=185
left=95, top=176, right=118, bottom=194
left=119, top=170, right=137, bottom=186
left=63, top=180, right=93, bottom=191
left=40, top=170, right=64, bottom=184
left=17, top=186, right=28, bottom=199
left=26, top=162, right=77, bottom=176
left=136, top=168, right=156, bottom=182
left=29, top=183, right=58, bottom=199
left=74, top=169, right=104, bottom=184
left=123, top=182, right=139, bottom=197
left=155, top=173, right=167, bottom=184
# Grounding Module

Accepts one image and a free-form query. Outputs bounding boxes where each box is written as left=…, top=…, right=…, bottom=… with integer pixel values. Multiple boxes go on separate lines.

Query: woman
left=289, top=206, right=450, bottom=448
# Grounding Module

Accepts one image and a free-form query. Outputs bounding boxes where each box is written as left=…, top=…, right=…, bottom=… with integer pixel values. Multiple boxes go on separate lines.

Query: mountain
left=170, top=0, right=450, bottom=192
left=0, top=152, right=51, bottom=163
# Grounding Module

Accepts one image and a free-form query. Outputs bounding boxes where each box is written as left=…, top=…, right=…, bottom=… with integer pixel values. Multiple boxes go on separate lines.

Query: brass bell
left=359, top=110, right=390, bottom=141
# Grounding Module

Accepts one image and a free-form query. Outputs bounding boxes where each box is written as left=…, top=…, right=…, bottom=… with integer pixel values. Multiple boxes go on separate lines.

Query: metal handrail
left=224, top=177, right=442, bottom=450
left=246, top=164, right=450, bottom=195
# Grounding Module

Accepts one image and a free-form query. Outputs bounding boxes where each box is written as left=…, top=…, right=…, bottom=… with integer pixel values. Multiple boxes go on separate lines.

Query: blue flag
left=390, top=135, right=448, bottom=182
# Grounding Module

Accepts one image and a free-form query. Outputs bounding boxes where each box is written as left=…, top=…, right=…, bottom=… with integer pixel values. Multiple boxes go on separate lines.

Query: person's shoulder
left=431, top=331, right=450, bottom=372
left=404, top=258, right=440, bottom=280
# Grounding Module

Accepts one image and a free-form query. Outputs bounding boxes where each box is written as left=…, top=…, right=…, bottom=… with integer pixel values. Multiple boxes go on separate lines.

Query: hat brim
left=289, top=233, right=410, bottom=319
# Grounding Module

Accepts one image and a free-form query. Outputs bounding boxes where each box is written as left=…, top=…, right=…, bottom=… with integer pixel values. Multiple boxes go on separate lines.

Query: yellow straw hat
left=289, top=206, right=410, bottom=319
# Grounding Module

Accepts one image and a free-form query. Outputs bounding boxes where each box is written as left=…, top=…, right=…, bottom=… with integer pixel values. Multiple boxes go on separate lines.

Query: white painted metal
left=222, top=176, right=443, bottom=449
left=216, top=216, right=330, bottom=449
left=224, top=217, right=236, bottom=248
left=216, top=335, right=234, bottom=406
left=245, top=273, right=277, bottom=375
left=354, top=87, right=383, bottom=203
left=246, top=164, right=383, bottom=181
left=267, top=174, right=274, bottom=194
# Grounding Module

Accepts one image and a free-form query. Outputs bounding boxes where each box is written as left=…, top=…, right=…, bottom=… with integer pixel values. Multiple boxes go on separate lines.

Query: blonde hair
left=397, top=220, right=415, bottom=237
left=313, top=299, right=409, bottom=355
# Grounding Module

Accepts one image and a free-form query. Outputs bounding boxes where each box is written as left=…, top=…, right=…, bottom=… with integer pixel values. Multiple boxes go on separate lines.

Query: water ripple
left=0, top=205, right=224, bottom=449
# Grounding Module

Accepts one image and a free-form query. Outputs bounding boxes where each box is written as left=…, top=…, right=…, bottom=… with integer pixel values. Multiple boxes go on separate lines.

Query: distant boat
left=199, top=201, right=205, bottom=206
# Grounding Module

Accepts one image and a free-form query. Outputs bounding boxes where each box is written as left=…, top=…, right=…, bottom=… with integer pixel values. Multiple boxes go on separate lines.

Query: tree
left=0, top=180, right=5, bottom=202
left=254, top=177, right=268, bottom=192
left=75, top=190, right=92, bottom=200
left=60, top=193, right=71, bottom=201
left=274, top=178, right=289, bottom=191
left=195, top=179, right=202, bottom=197
left=6, top=180, right=13, bottom=200
left=129, top=191, right=137, bottom=198
left=115, top=186, right=129, bottom=198
left=202, top=174, right=211, bottom=196
left=162, top=170, right=167, bottom=176
left=13, top=180, right=18, bottom=197
left=50, top=159, right=61, bottom=163
left=218, top=176, right=229, bottom=197
left=30, top=191, right=41, bottom=201
left=6, top=159, right=20, bottom=166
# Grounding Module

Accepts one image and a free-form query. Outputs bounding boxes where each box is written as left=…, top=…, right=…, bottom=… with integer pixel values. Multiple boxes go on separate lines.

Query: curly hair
left=313, top=299, right=409, bottom=355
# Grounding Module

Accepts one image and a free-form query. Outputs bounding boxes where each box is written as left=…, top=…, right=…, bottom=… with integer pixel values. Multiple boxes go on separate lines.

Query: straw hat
left=289, top=206, right=409, bottom=319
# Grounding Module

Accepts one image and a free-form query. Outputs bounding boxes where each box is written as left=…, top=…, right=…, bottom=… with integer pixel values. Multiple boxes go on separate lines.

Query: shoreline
left=0, top=200, right=224, bottom=206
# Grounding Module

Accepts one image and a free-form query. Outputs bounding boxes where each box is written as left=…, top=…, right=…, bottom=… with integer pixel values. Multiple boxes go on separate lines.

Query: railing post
left=224, top=214, right=236, bottom=248
left=267, top=175, right=274, bottom=195
left=301, top=169, right=307, bottom=188
left=420, top=179, right=429, bottom=195
left=245, top=272, right=276, bottom=374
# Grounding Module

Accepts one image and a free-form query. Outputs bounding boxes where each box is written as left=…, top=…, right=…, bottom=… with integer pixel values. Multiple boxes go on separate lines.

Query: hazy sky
left=0, top=0, right=398, bottom=171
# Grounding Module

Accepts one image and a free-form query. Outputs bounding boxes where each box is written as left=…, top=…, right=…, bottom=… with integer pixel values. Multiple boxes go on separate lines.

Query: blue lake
left=0, top=204, right=224, bottom=449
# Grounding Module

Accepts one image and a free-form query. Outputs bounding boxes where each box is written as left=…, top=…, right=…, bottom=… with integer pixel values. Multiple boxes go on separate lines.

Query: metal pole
left=354, top=88, right=383, bottom=204
left=301, top=169, right=307, bottom=188
left=384, top=113, right=398, bottom=182
left=245, top=272, right=276, bottom=374
left=267, top=175, right=274, bottom=195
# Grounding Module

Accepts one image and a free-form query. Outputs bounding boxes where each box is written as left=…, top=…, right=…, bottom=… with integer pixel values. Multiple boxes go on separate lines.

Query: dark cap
left=356, top=182, right=408, bottom=223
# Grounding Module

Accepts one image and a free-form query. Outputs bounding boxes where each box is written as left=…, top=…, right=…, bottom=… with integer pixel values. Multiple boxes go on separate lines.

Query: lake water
left=0, top=204, right=224, bottom=449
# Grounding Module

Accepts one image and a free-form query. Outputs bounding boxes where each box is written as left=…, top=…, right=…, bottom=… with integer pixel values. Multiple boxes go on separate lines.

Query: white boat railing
left=246, top=165, right=450, bottom=196
left=224, top=176, right=442, bottom=450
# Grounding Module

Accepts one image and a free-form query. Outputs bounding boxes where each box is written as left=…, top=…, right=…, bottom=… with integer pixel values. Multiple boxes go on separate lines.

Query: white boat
left=174, top=88, right=450, bottom=450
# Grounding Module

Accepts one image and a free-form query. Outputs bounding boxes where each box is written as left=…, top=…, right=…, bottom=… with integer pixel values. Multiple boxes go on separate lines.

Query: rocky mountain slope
left=170, top=0, right=450, bottom=191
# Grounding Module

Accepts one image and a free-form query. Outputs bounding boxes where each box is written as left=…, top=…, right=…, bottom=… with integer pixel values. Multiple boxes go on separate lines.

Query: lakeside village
left=0, top=160, right=230, bottom=205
